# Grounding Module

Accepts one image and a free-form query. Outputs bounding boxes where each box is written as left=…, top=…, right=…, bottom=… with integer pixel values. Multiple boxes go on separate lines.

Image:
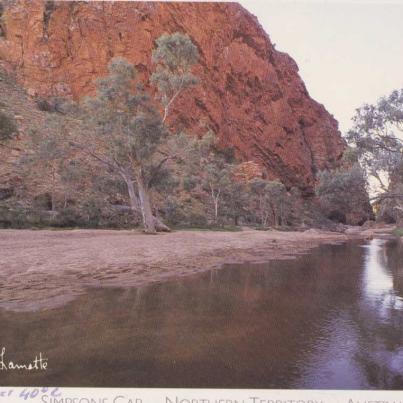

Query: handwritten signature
left=0, top=347, right=48, bottom=371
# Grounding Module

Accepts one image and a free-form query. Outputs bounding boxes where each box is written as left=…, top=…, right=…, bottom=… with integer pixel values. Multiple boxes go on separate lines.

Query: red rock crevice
left=0, top=0, right=346, bottom=194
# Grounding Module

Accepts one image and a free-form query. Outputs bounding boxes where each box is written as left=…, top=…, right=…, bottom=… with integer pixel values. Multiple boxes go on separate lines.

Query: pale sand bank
left=0, top=227, right=393, bottom=312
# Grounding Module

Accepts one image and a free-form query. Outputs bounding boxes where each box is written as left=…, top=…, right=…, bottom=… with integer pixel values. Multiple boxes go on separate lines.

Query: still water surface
left=0, top=238, right=402, bottom=388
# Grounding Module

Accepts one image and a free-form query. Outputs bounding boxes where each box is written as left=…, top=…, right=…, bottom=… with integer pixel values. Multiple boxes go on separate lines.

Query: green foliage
left=222, top=182, right=249, bottom=226
left=0, top=3, right=6, bottom=38
left=80, top=55, right=190, bottom=232
left=65, top=33, right=200, bottom=232
left=317, top=165, right=365, bottom=199
left=317, top=164, right=370, bottom=223
left=84, top=57, right=167, bottom=171
left=36, top=97, right=68, bottom=113
left=0, top=202, right=136, bottom=229
left=181, top=131, right=236, bottom=223
left=160, top=194, right=209, bottom=227
left=15, top=33, right=203, bottom=231
left=341, top=146, right=360, bottom=165
left=0, top=205, right=57, bottom=229
left=19, top=116, right=74, bottom=212
left=249, top=179, right=290, bottom=227
left=162, top=197, right=187, bottom=226
left=151, top=33, right=199, bottom=121
left=183, top=176, right=197, bottom=192
left=393, top=228, right=403, bottom=237
left=376, top=182, right=403, bottom=224
left=32, top=193, right=53, bottom=210
left=81, top=38, right=198, bottom=192
left=345, top=88, right=403, bottom=222
left=11, top=31, right=335, bottom=231
left=186, top=212, right=209, bottom=227
left=346, top=88, right=403, bottom=192
left=152, top=33, right=199, bottom=71
left=160, top=130, right=307, bottom=229
left=0, top=110, right=17, bottom=141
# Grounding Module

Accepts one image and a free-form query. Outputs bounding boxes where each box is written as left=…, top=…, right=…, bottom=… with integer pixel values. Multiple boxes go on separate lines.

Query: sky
left=238, top=0, right=403, bottom=134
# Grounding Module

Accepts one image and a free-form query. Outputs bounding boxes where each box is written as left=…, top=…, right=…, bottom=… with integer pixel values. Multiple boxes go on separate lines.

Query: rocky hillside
left=0, top=0, right=346, bottom=195
left=0, top=66, right=46, bottom=194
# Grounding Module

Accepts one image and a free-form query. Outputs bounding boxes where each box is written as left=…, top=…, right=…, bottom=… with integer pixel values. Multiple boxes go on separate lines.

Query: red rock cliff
left=0, top=0, right=346, bottom=194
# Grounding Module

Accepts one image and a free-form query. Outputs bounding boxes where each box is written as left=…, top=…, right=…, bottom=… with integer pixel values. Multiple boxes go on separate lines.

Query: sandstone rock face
left=0, top=0, right=346, bottom=194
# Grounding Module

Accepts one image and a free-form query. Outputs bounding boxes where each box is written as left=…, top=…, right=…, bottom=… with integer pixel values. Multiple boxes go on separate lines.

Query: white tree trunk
left=210, top=185, right=220, bottom=224
left=136, top=175, right=157, bottom=234
left=126, top=179, right=140, bottom=214
left=214, top=199, right=219, bottom=223
left=125, top=174, right=171, bottom=233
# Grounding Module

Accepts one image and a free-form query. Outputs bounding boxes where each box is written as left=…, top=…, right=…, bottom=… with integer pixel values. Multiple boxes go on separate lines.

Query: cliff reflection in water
left=0, top=239, right=402, bottom=388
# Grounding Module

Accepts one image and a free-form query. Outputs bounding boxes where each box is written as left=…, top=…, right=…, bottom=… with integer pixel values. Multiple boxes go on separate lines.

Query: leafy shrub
left=54, top=208, right=82, bottom=227
left=162, top=198, right=186, bottom=225
left=0, top=206, right=51, bottom=229
left=0, top=111, right=17, bottom=141
left=36, top=99, right=54, bottom=112
left=0, top=3, right=5, bottom=38
left=32, top=193, right=53, bottom=210
left=377, top=183, right=403, bottom=224
left=316, top=164, right=373, bottom=225
left=0, top=187, right=13, bottom=201
left=36, top=97, right=67, bottom=113
left=187, top=212, right=208, bottom=227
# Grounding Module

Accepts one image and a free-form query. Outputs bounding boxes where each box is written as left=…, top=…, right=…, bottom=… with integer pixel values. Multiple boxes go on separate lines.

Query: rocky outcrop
left=0, top=0, right=346, bottom=194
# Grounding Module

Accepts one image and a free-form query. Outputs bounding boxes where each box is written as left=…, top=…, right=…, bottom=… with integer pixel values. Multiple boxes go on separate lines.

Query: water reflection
left=0, top=239, right=402, bottom=388
left=362, top=239, right=403, bottom=315
left=355, top=239, right=403, bottom=388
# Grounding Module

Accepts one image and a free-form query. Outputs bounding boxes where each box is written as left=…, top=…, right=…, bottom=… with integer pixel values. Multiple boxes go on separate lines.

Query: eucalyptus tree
left=346, top=88, right=403, bottom=223
left=182, top=131, right=235, bottom=224
left=21, top=117, right=71, bottom=211
left=316, top=164, right=370, bottom=223
left=223, top=181, right=249, bottom=226
left=70, top=33, right=199, bottom=233
left=346, top=88, right=403, bottom=198
left=151, top=32, right=199, bottom=123
left=249, top=179, right=289, bottom=227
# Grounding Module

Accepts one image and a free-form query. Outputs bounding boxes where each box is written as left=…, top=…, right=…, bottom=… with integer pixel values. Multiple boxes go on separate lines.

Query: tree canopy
left=30, top=33, right=201, bottom=233
left=346, top=88, right=403, bottom=194
left=346, top=88, right=403, bottom=223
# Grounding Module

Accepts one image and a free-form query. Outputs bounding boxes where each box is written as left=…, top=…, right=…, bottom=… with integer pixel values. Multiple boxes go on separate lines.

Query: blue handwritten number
left=18, top=389, right=30, bottom=401
left=30, top=389, right=39, bottom=399
left=18, top=387, right=61, bottom=400
left=51, top=388, right=61, bottom=397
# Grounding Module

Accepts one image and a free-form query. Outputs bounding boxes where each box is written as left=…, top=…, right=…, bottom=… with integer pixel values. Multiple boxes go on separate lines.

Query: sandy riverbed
left=0, top=227, right=392, bottom=312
